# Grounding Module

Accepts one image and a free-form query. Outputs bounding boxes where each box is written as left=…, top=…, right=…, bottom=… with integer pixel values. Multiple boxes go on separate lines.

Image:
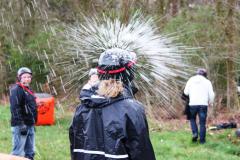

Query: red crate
left=35, top=93, right=55, bottom=126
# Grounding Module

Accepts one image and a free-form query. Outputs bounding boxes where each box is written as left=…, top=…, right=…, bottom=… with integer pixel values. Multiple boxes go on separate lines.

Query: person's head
left=97, top=48, right=137, bottom=97
left=88, top=68, right=98, bottom=83
left=97, top=48, right=136, bottom=83
left=197, top=68, right=207, bottom=78
left=17, top=67, right=32, bottom=86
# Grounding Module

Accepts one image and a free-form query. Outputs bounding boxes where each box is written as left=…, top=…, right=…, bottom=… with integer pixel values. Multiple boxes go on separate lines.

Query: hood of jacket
left=80, top=85, right=133, bottom=108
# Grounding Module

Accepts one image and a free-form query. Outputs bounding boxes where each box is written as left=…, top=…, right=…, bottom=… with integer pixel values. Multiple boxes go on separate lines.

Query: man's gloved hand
left=19, top=124, right=28, bottom=135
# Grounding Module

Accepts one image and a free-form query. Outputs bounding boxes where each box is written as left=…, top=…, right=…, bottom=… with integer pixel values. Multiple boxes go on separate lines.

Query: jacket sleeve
left=184, top=79, right=190, bottom=96
left=69, top=106, right=79, bottom=160
left=69, top=121, right=74, bottom=160
left=208, top=81, right=215, bottom=105
left=10, top=87, right=24, bottom=123
left=69, top=105, right=85, bottom=160
left=124, top=106, right=156, bottom=160
left=79, top=89, right=92, bottom=100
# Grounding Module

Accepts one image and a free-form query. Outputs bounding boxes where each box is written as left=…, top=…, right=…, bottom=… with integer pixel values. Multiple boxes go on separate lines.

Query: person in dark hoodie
left=69, top=48, right=156, bottom=160
left=9, top=67, right=37, bottom=160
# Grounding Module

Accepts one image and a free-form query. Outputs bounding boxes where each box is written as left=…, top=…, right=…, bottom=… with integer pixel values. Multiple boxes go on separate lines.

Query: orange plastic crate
left=35, top=93, right=55, bottom=126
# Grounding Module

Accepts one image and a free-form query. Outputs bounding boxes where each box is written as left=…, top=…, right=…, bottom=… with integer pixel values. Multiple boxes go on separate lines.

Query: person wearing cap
left=184, top=68, right=215, bottom=144
left=69, top=48, right=156, bottom=160
left=9, top=67, right=37, bottom=160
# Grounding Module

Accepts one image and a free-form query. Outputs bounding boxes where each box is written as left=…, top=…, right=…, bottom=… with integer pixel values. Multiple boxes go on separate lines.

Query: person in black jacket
left=9, top=67, right=37, bottom=160
left=69, top=48, right=156, bottom=160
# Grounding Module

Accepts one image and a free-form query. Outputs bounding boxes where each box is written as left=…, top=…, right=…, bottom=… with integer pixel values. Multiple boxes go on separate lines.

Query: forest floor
left=160, top=107, right=240, bottom=131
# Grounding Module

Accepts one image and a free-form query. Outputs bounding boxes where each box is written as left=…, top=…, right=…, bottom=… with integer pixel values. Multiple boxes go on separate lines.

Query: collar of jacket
left=83, top=87, right=133, bottom=109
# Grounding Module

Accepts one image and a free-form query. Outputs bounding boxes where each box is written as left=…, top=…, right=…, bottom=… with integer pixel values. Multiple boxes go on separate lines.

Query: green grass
left=1, top=105, right=240, bottom=160
left=0, top=105, right=73, bottom=160
left=151, top=131, right=240, bottom=160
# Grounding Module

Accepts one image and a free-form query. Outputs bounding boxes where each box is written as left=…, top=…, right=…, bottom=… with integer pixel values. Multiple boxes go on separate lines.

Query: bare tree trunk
left=0, top=41, right=4, bottom=95
left=144, top=0, right=150, bottom=14
left=225, top=0, right=239, bottom=109
left=180, top=0, right=188, bottom=8
left=171, top=0, right=178, bottom=16
left=23, top=0, right=36, bottom=41
left=0, top=37, right=7, bottom=97
left=72, top=0, right=81, bottom=13
left=156, top=0, right=165, bottom=15
left=166, top=0, right=172, bottom=15
left=216, top=0, right=224, bottom=17
left=180, top=0, right=188, bottom=16
left=122, top=0, right=131, bottom=24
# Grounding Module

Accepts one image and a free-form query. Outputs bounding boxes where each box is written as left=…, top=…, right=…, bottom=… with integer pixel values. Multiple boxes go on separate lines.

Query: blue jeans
left=189, top=105, right=208, bottom=143
left=11, top=125, right=35, bottom=160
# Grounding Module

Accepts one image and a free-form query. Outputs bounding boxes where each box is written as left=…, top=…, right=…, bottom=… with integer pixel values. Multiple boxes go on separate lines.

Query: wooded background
left=0, top=0, right=240, bottom=118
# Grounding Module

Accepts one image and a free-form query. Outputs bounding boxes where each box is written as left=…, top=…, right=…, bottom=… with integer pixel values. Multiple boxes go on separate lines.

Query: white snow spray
left=50, top=13, right=198, bottom=117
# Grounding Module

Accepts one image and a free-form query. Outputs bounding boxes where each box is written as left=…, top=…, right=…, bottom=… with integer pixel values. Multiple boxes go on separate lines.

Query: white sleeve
left=184, top=79, right=190, bottom=96
left=208, top=81, right=215, bottom=104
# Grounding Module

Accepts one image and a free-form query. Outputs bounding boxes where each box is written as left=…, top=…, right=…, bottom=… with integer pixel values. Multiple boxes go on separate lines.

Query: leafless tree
left=225, top=0, right=239, bottom=109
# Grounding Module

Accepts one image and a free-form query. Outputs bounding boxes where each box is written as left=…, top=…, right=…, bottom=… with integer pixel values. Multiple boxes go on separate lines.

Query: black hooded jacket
left=9, top=83, right=37, bottom=126
left=69, top=87, right=156, bottom=160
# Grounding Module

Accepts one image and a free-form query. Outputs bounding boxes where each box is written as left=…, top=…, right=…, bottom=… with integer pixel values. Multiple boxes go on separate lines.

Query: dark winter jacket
left=70, top=87, right=156, bottom=160
left=9, top=83, right=37, bottom=126
left=79, top=84, right=99, bottom=102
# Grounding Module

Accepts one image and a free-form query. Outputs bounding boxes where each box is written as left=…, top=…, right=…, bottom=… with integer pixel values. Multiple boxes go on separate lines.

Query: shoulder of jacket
left=206, top=79, right=213, bottom=85
left=82, top=84, right=92, bottom=90
left=10, top=84, right=25, bottom=97
left=121, top=99, right=144, bottom=111
left=194, top=75, right=209, bottom=81
left=10, top=84, right=22, bottom=91
left=188, top=75, right=197, bottom=81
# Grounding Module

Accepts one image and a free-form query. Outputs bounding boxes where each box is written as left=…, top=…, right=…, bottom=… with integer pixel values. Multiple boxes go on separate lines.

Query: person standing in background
left=10, top=67, right=37, bottom=160
left=184, top=68, right=215, bottom=144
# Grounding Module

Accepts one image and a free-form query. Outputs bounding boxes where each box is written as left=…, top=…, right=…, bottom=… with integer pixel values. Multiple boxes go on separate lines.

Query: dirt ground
left=150, top=107, right=240, bottom=132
